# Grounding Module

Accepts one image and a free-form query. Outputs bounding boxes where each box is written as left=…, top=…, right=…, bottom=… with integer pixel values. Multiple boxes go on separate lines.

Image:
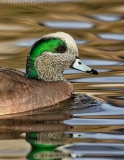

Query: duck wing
left=0, top=67, right=24, bottom=92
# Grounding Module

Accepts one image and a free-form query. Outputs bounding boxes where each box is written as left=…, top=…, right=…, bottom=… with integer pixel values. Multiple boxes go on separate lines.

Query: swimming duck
left=0, top=32, right=98, bottom=115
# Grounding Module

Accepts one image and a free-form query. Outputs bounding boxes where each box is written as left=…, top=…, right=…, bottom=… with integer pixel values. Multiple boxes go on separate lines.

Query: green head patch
left=26, top=37, right=67, bottom=79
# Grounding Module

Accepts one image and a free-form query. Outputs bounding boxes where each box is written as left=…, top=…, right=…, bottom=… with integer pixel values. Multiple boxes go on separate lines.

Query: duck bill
left=71, top=58, right=98, bottom=75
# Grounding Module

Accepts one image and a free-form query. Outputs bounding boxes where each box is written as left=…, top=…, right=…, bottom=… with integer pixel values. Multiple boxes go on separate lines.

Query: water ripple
left=42, top=21, right=95, bottom=29
left=72, top=103, right=124, bottom=116
left=65, top=118, right=124, bottom=125
left=98, top=33, right=124, bottom=41
left=70, top=76, right=124, bottom=83
left=65, top=143, right=124, bottom=157
left=91, top=14, right=123, bottom=22
left=67, top=133, right=124, bottom=140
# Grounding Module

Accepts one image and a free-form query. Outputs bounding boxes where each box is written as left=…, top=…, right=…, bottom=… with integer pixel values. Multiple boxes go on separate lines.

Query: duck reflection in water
left=0, top=113, right=73, bottom=159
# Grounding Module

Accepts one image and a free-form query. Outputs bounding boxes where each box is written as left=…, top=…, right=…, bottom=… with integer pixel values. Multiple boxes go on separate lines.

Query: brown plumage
left=0, top=67, right=73, bottom=115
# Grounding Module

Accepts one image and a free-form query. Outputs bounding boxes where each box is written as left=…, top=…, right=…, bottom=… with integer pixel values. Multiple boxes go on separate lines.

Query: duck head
left=26, top=32, right=98, bottom=82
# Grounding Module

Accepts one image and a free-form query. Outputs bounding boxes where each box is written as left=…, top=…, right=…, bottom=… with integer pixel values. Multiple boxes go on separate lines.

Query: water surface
left=0, top=0, right=124, bottom=159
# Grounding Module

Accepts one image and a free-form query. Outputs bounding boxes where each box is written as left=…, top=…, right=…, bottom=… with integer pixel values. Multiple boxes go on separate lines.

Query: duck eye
left=56, top=46, right=67, bottom=53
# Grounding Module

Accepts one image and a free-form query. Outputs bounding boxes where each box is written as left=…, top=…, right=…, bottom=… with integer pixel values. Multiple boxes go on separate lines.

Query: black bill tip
left=91, top=69, right=98, bottom=75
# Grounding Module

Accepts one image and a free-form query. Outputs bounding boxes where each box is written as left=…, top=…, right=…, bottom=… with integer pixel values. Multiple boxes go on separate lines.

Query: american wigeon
left=0, top=32, right=98, bottom=115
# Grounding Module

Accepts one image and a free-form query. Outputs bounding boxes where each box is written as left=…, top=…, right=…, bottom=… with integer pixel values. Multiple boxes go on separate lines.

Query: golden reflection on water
left=0, top=1, right=123, bottom=67
left=0, top=0, right=124, bottom=159
left=0, top=1, right=123, bottom=99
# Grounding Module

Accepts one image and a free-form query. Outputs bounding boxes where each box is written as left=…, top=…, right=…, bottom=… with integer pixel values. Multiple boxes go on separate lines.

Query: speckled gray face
left=32, top=32, right=98, bottom=82
left=33, top=32, right=78, bottom=81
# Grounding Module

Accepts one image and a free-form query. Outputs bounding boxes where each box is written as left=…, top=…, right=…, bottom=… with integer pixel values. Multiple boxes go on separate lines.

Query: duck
left=0, top=32, right=98, bottom=115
